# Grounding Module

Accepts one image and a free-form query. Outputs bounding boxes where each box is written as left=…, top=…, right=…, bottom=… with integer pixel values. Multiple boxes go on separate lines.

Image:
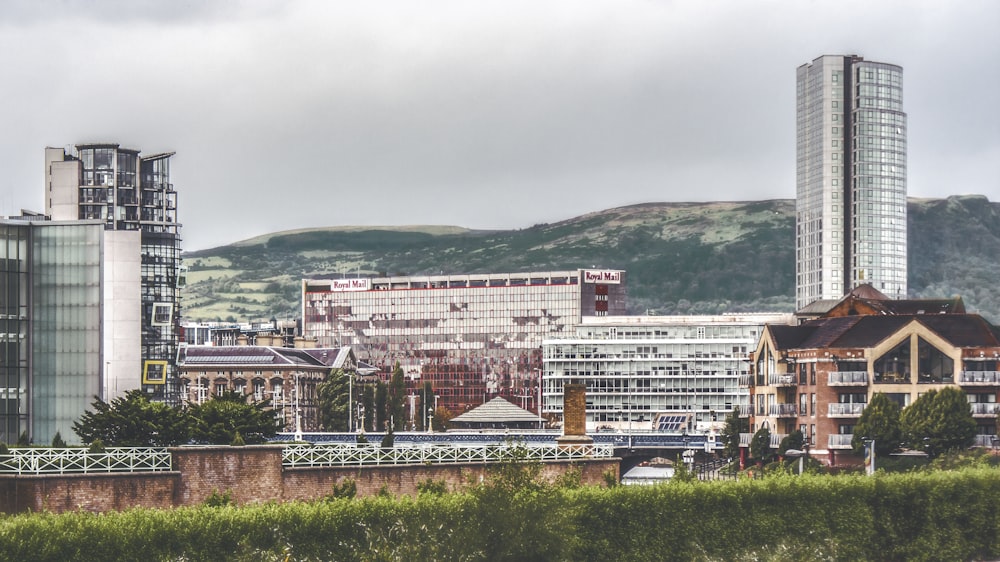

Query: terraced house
left=747, top=285, right=1000, bottom=465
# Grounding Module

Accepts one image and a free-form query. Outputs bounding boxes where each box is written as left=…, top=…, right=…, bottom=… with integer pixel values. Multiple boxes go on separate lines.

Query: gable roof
left=449, top=397, right=543, bottom=424
left=178, top=345, right=357, bottom=370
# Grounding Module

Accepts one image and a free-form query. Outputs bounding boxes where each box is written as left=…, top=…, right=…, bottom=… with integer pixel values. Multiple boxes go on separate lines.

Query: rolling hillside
left=181, top=195, right=1000, bottom=323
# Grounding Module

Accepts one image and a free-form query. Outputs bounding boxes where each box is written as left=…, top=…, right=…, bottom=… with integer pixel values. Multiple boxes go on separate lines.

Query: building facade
left=177, top=343, right=363, bottom=432
left=748, top=288, right=999, bottom=465
left=45, top=144, right=183, bottom=403
left=795, top=55, right=907, bottom=309
left=542, top=314, right=793, bottom=432
left=301, top=270, right=627, bottom=413
left=0, top=218, right=141, bottom=444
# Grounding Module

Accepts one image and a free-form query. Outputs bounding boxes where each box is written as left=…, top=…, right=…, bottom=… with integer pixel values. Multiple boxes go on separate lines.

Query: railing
left=828, top=371, right=868, bottom=385
left=737, top=433, right=785, bottom=448
left=958, top=371, right=1000, bottom=385
left=282, top=442, right=614, bottom=468
left=738, top=374, right=751, bottom=387
left=768, top=374, right=796, bottom=386
left=974, top=435, right=999, bottom=448
left=768, top=404, right=797, bottom=417
left=828, top=434, right=855, bottom=449
left=970, top=403, right=1000, bottom=416
left=0, top=447, right=172, bottom=475
left=828, top=403, right=866, bottom=417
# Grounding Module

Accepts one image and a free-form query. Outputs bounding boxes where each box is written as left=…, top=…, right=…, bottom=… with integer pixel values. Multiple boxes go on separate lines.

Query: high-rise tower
left=45, top=144, right=182, bottom=403
left=795, top=55, right=907, bottom=310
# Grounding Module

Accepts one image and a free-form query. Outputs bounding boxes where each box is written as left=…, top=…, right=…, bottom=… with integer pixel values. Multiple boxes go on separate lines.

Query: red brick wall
left=0, top=447, right=619, bottom=514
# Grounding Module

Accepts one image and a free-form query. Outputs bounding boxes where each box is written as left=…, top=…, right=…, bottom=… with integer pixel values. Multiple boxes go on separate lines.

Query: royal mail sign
left=329, top=278, right=371, bottom=291
left=583, top=270, right=622, bottom=284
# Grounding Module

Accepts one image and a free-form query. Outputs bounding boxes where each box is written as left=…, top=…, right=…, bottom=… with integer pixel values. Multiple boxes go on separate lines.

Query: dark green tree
left=852, top=392, right=902, bottom=455
left=419, top=381, right=434, bottom=431
left=73, top=390, right=191, bottom=446
left=362, top=384, right=375, bottom=432
left=374, top=381, right=388, bottom=431
left=749, top=425, right=773, bottom=464
left=316, top=369, right=350, bottom=431
left=901, top=387, right=977, bottom=458
left=188, top=391, right=280, bottom=445
left=388, top=362, right=406, bottom=431
left=720, top=406, right=748, bottom=459
left=777, top=429, right=804, bottom=457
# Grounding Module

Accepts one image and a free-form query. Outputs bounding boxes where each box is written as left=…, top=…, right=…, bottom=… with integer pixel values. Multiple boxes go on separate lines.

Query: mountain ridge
left=182, top=195, right=1000, bottom=323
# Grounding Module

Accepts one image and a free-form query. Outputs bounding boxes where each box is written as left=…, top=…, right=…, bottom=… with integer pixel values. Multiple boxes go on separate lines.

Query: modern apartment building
left=795, top=55, right=907, bottom=310
left=542, top=313, right=794, bottom=432
left=748, top=286, right=999, bottom=465
left=0, top=218, right=141, bottom=444
left=301, top=270, right=627, bottom=413
left=45, top=144, right=183, bottom=403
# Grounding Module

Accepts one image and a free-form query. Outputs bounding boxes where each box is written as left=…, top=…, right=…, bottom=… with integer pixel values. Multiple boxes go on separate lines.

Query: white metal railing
left=282, top=442, right=614, bottom=468
left=828, top=371, right=869, bottom=385
left=768, top=374, right=796, bottom=386
left=974, top=435, right=999, bottom=448
left=768, top=404, right=797, bottom=417
left=828, top=434, right=854, bottom=449
left=0, top=447, right=172, bottom=475
left=737, top=432, right=785, bottom=448
left=970, top=403, right=1000, bottom=416
left=828, top=403, right=866, bottom=417
left=739, top=433, right=752, bottom=446
left=959, top=371, right=1000, bottom=385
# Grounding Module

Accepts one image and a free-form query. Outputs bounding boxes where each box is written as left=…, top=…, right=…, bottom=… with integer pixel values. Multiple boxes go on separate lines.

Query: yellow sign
left=143, top=360, right=168, bottom=385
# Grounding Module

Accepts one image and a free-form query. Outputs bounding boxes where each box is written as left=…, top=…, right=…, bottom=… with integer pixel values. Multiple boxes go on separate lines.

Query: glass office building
left=543, top=314, right=793, bottom=431
left=0, top=219, right=137, bottom=444
left=46, top=144, right=182, bottom=403
left=302, top=270, right=627, bottom=413
left=796, top=55, right=907, bottom=309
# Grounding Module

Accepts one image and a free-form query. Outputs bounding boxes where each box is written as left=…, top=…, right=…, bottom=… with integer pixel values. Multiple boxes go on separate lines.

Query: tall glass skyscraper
left=795, top=55, right=907, bottom=310
left=45, top=144, right=182, bottom=403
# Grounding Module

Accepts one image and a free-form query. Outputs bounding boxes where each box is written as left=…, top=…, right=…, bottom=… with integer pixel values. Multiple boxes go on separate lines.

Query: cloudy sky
left=1, top=1, right=997, bottom=251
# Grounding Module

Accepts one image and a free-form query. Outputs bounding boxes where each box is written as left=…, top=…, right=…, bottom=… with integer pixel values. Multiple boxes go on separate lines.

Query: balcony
left=973, top=435, right=999, bottom=448
left=739, top=433, right=787, bottom=449
left=768, top=374, right=797, bottom=386
left=738, top=374, right=751, bottom=387
left=828, top=403, right=865, bottom=417
left=970, top=403, right=999, bottom=417
left=828, top=434, right=855, bottom=449
left=828, top=371, right=868, bottom=386
left=958, top=371, right=1000, bottom=386
left=768, top=404, right=797, bottom=417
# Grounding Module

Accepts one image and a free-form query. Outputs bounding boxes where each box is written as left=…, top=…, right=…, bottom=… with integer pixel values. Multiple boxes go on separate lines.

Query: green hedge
left=1, top=469, right=998, bottom=561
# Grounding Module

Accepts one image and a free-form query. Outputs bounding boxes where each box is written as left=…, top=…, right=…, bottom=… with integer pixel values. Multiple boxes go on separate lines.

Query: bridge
left=278, top=430, right=723, bottom=470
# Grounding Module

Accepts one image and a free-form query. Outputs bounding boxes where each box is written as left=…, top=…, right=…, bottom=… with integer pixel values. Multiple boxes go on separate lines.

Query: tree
left=316, top=369, right=350, bottom=431
left=749, top=425, right=773, bottom=464
left=374, top=381, right=388, bottom=431
left=852, top=392, right=902, bottom=455
left=188, top=391, right=280, bottom=445
left=362, top=384, right=375, bottom=432
left=720, top=406, right=748, bottom=459
left=73, top=390, right=190, bottom=446
left=901, top=387, right=977, bottom=458
left=419, top=381, right=434, bottom=431
left=777, top=429, right=803, bottom=457
left=388, top=362, right=406, bottom=431
left=432, top=406, right=454, bottom=431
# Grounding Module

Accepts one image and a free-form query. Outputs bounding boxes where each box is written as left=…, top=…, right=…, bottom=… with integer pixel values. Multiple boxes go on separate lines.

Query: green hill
left=181, top=195, right=1000, bottom=323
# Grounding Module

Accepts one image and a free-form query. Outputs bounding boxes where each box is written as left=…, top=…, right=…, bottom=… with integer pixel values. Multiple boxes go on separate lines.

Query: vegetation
left=188, top=391, right=280, bottom=445
left=72, top=390, right=280, bottom=446
left=3, top=467, right=1000, bottom=560
left=899, top=387, right=977, bottom=457
left=73, top=390, right=191, bottom=446
left=719, top=406, right=747, bottom=459
left=316, top=369, right=351, bottom=431
left=182, top=197, right=1000, bottom=324
left=853, top=392, right=903, bottom=455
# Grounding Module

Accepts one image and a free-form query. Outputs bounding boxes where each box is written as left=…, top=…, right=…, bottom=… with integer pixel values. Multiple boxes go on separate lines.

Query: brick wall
left=0, top=447, right=619, bottom=514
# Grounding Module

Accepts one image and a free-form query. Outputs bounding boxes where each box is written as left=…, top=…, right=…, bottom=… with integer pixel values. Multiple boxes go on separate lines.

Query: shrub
left=416, top=478, right=448, bottom=496
left=51, top=432, right=67, bottom=448
left=203, top=489, right=234, bottom=507
left=329, top=479, right=357, bottom=500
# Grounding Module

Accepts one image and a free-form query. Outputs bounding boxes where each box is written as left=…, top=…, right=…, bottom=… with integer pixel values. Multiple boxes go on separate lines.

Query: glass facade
left=30, top=223, right=104, bottom=444
left=543, top=314, right=790, bottom=430
left=302, top=270, right=627, bottom=413
left=0, top=225, right=29, bottom=443
left=796, top=55, right=906, bottom=309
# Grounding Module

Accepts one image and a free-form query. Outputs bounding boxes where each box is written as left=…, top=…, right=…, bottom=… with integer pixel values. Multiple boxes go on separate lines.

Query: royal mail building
left=301, top=270, right=627, bottom=414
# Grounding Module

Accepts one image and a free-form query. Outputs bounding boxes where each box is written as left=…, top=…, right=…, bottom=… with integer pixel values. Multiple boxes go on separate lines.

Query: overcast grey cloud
left=1, top=0, right=997, bottom=250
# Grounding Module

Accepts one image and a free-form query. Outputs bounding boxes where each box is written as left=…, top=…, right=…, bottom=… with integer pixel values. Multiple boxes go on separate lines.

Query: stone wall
left=0, top=447, right=619, bottom=514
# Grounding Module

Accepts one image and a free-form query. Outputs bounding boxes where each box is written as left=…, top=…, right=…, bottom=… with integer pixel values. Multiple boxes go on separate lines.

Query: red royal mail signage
left=583, top=270, right=622, bottom=284
left=329, top=278, right=371, bottom=291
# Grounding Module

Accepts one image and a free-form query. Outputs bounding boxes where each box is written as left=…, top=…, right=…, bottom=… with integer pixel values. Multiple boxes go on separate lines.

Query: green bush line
left=1, top=469, right=998, bottom=561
